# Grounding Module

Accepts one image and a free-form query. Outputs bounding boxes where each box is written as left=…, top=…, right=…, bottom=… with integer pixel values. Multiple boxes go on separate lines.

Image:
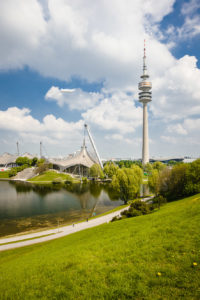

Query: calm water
left=0, top=181, right=123, bottom=237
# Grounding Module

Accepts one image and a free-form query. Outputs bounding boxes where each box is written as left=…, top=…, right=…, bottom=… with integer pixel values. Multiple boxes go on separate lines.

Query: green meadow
left=0, top=171, right=9, bottom=179
left=0, top=195, right=200, bottom=299
left=28, top=170, right=73, bottom=182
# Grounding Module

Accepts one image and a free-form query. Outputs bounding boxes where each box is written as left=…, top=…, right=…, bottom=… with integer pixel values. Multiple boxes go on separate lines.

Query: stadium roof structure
left=0, top=153, right=18, bottom=165
left=0, top=152, right=37, bottom=166
left=49, top=143, right=97, bottom=170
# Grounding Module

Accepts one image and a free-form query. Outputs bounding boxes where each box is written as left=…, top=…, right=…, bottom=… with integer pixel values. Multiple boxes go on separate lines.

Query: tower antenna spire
left=143, top=39, right=147, bottom=75
left=138, top=40, right=152, bottom=165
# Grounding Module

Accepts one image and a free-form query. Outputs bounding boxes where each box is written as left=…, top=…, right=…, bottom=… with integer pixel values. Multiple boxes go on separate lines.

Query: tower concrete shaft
left=138, top=40, right=152, bottom=165
left=142, top=103, right=149, bottom=165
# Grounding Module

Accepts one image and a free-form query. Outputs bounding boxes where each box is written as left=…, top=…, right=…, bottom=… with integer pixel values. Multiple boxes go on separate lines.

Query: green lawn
left=0, top=171, right=9, bottom=178
left=28, top=170, right=74, bottom=182
left=0, top=195, right=200, bottom=299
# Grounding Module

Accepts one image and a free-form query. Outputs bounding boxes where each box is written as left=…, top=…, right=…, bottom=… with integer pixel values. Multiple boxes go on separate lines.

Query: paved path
left=0, top=206, right=129, bottom=252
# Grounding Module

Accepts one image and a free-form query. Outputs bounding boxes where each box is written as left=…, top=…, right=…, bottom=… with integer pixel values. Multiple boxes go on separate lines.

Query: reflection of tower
left=40, top=141, right=42, bottom=158
left=16, top=141, right=19, bottom=156
left=138, top=40, right=152, bottom=165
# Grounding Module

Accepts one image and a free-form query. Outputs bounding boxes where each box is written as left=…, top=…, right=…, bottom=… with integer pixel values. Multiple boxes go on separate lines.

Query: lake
left=0, top=180, right=123, bottom=237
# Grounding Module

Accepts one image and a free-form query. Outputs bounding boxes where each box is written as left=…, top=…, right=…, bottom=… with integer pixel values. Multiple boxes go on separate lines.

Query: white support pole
left=84, top=124, right=103, bottom=169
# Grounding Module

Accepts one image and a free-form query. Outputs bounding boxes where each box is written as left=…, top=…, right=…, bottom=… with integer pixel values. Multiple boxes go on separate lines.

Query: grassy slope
left=0, top=195, right=200, bottom=299
left=0, top=171, right=9, bottom=178
left=28, top=170, right=73, bottom=182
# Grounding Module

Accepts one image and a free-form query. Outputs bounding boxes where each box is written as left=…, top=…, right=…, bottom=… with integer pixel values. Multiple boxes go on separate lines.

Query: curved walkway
left=0, top=206, right=129, bottom=252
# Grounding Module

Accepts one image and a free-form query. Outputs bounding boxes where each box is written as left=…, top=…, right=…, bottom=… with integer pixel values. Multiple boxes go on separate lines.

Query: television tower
left=138, top=40, right=152, bottom=165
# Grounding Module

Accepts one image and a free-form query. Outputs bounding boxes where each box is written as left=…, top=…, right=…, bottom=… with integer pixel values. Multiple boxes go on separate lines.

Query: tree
left=37, top=158, right=45, bottom=166
left=111, top=166, right=143, bottom=203
left=148, top=169, right=159, bottom=196
left=16, top=157, right=31, bottom=166
left=184, top=159, right=200, bottom=195
left=89, top=164, right=104, bottom=179
left=103, top=162, right=118, bottom=178
left=152, top=161, right=166, bottom=171
left=31, top=157, right=38, bottom=166
left=144, top=162, right=153, bottom=175
left=35, top=163, right=49, bottom=175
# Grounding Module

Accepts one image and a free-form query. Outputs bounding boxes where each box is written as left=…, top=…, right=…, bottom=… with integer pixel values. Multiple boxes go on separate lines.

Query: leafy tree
left=89, top=164, right=104, bottom=179
left=31, top=157, right=38, bottom=166
left=152, top=161, right=166, bottom=171
left=166, top=164, right=188, bottom=200
left=103, top=162, right=118, bottom=178
left=112, top=166, right=143, bottom=203
left=148, top=169, right=159, bottom=196
left=37, top=158, right=45, bottom=167
left=35, top=163, right=49, bottom=175
left=148, top=159, right=200, bottom=201
left=144, top=162, right=153, bottom=175
left=16, top=157, right=32, bottom=166
left=184, top=159, right=200, bottom=195
left=115, top=160, right=142, bottom=169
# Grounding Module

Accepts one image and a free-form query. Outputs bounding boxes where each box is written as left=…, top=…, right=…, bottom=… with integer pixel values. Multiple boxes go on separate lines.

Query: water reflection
left=0, top=181, right=123, bottom=237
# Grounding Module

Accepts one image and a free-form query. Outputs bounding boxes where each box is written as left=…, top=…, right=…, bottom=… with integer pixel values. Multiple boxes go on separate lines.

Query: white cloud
left=164, top=0, right=200, bottom=41
left=0, top=107, right=84, bottom=149
left=181, top=0, right=200, bottom=16
left=105, top=134, right=141, bottom=145
left=167, top=124, right=187, bottom=135
left=0, top=0, right=176, bottom=88
left=82, top=91, right=142, bottom=134
left=161, top=136, right=177, bottom=144
left=151, top=55, right=200, bottom=120
left=45, top=86, right=101, bottom=110
left=177, top=15, right=200, bottom=39
left=0, top=0, right=200, bottom=157
left=0, top=0, right=46, bottom=70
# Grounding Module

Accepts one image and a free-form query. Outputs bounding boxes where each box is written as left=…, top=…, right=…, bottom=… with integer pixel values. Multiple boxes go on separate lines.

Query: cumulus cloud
left=181, top=0, right=200, bottom=16
left=164, top=0, right=200, bottom=41
left=0, top=0, right=176, bottom=87
left=82, top=91, right=142, bottom=134
left=0, top=0, right=46, bottom=70
left=1, top=0, right=200, bottom=157
left=0, top=107, right=84, bottom=148
left=168, top=118, right=200, bottom=136
left=45, top=86, right=101, bottom=110
left=151, top=55, right=200, bottom=120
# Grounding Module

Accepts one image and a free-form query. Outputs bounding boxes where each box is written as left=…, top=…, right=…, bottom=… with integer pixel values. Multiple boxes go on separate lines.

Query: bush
left=130, top=200, right=150, bottom=215
left=114, top=200, right=153, bottom=222
left=153, top=195, right=167, bottom=209
left=8, top=168, right=17, bottom=177
left=111, top=216, right=122, bottom=222
left=121, top=208, right=142, bottom=218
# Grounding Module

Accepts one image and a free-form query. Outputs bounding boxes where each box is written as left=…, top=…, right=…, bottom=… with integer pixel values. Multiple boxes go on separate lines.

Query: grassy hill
left=0, top=195, right=200, bottom=299
left=0, top=171, right=9, bottom=178
left=28, top=170, right=74, bottom=182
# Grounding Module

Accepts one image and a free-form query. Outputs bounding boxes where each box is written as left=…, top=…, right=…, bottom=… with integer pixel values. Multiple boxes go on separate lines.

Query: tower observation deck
left=138, top=40, right=152, bottom=165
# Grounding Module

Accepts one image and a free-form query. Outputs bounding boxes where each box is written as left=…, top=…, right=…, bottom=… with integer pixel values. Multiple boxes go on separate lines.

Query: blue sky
left=0, top=0, right=200, bottom=159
